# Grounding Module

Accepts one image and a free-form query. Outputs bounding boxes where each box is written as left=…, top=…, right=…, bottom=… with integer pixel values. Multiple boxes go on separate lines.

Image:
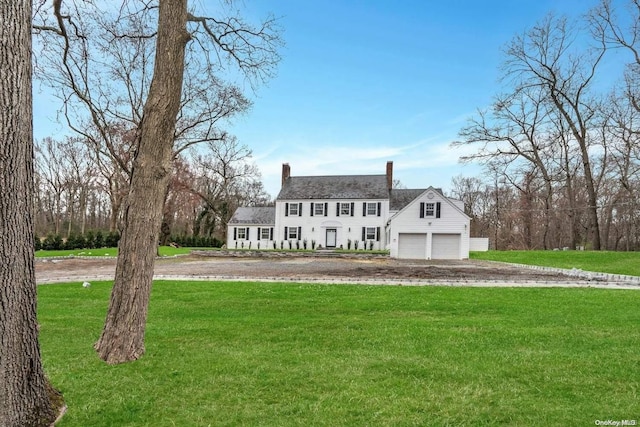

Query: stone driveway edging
left=482, top=260, right=640, bottom=286
left=36, top=273, right=640, bottom=290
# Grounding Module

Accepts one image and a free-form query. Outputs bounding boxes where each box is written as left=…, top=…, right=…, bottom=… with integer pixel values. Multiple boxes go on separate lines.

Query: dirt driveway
left=35, top=253, right=638, bottom=288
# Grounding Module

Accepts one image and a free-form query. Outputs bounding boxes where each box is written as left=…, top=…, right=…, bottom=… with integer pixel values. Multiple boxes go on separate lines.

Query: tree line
left=34, top=134, right=270, bottom=246
left=451, top=0, right=639, bottom=251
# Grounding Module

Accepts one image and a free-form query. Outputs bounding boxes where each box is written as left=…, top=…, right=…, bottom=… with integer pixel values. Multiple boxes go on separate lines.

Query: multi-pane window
left=236, top=228, right=246, bottom=239
left=367, top=202, right=377, bottom=216
left=340, top=203, right=351, bottom=216
left=419, top=201, right=441, bottom=219
left=261, top=228, right=271, bottom=240
left=424, top=203, right=435, bottom=217
left=365, top=227, right=377, bottom=240
left=288, top=203, right=299, bottom=216
left=288, top=227, right=298, bottom=240
left=314, top=203, right=325, bottom=216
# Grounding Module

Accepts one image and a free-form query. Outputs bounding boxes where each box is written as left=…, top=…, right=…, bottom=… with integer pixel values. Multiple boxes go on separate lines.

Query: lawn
left=39, top=280, right=639, bottom=426
left=35, top=246, right=208, bottom=258
left=471, top=250, right=640, bottom=277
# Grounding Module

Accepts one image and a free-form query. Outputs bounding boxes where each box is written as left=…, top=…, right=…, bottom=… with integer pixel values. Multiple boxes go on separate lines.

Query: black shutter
left=376, top=227, right=380, bottom=241
left=310, top=202, right=314, bottom=217
left=436, top=202, right=441, bottom=218
left=420, top=202, right=425, bottom=218
left=285, top=203, right=289, bottom=217
left=377, top=202, right=381, bottom=216
left=298, top=226, right=302, bottom=238
left=233, top=227, right=237, bottom=240
left=298, top=203, right=303, bottom=216
left=324, top=202, right=328, bottom=216
left=350, top=202, right=354, bottom=216
left=246, top=227, right=250, bottom=240
left=362, top=227, right=366, bottom=241
left=270, top=228, right=273, bottom=240
left=336, top=202, right=340, bottom=216
left=363, top=202, right=367, bottom=217
left=258, top=227, right=261, bottom=239
left=284, top=227, right=288, bottom=240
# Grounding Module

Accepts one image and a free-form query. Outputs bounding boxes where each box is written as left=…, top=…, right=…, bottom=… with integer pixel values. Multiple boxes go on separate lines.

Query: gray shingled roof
left=389, top=189, right=426, bottom=211
left=277, top=175, right=390, bottom=200
left=389, top=188, right=446, bottom=210
left=228, top=206, right=275, bottom=225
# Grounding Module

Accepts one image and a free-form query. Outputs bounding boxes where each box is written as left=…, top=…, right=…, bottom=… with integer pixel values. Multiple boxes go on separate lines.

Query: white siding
left=389, top=189, right=470, bottom=259
left=227, top=225, right=275, bottom=250
left=276, top=199, right=389, bottom=250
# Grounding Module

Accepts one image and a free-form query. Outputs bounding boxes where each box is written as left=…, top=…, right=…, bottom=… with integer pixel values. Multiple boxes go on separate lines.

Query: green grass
left=35, top=246, right=207, bottom=258
left=39, top=280, right=640, bottom=426
left=471, top=250, right=640, bottom=277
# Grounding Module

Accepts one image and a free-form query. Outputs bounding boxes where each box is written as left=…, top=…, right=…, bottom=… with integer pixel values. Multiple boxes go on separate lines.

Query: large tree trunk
left=0, top=0, right=63, bottom=424
left=94, top=0, right=190, bottom=365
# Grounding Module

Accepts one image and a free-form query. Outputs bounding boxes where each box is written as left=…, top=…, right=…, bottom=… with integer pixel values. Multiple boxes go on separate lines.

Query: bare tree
left=454, top=14, right=606, bottom=250
left=0, top=0, right=63, bottom=424
left=91, top=0, right=191, bottom=364
left=450, top=175, right=489, bottom=238
left=33, top=0, right=265, bottom=228
left=505, top=14, right=607, bottom=249
left=35, top=0, right=281, bottom=364
left=454, top=85, right=560, bottom=248
left=35, top=138, right=67, bottom=234
left=590, top=0, right=640, bottom=112
left=191, top=137, right=271, bottom=240
left=589, top=0, right=640, bottom=250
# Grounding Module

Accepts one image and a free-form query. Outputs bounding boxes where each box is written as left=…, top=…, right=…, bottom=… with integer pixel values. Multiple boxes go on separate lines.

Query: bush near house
left=170, top=234, right=222, bottom=248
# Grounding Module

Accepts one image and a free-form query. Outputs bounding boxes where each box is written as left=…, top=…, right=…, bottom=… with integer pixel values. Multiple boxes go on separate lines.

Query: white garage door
left=398, top=233, right=427, bottom=259
left=432, top=234, right=461, bottom=259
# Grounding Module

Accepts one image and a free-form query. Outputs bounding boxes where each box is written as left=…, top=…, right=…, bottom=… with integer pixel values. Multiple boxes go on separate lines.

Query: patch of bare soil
left=35, top=254, right=585, bottom=284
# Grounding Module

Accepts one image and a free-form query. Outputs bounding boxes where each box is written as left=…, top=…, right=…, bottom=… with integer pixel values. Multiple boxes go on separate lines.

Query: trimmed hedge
left=170, top=234, right=223, bottom=248
left=36, top=231, right=120, bottom=251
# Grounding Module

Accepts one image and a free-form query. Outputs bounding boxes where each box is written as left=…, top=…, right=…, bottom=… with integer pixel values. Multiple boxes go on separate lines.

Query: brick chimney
left=386, top=161, right=393, bottom=190
left=281, top=163, right=291, bottom=187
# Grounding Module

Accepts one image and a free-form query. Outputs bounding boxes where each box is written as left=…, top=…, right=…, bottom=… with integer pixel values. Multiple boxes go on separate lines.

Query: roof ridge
left=289, top=174, right=386, bottom=179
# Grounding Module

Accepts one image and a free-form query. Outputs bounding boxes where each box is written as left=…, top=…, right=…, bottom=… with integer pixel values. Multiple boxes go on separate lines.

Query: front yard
left=40, top=280, right=639, bottom=426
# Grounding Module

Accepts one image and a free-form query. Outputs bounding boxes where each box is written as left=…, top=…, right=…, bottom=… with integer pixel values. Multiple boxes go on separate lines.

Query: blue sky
left=230, top=0, right=614, bottom=197
left=33, top=0, right=616, bottom=198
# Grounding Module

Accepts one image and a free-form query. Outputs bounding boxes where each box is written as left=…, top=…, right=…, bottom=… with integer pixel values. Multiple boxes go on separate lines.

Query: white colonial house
left=227, top=162, right=471, bottom=259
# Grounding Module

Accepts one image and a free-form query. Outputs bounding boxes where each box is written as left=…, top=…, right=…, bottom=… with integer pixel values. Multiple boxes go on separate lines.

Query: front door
left=326, top=229, right=337, bottom=248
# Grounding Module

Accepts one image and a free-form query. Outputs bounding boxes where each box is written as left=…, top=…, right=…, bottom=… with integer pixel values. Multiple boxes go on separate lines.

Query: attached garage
left=431, top=233, right=461, bottom=259
left=397, top=233, right=427, bottom=259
